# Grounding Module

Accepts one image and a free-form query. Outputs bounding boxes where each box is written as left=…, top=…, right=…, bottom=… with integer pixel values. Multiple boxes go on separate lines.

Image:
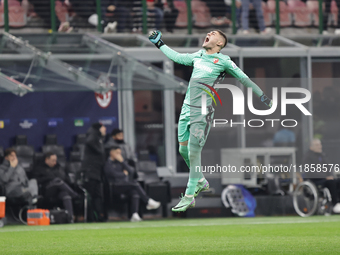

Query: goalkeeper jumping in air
left=149, top=30, right=272, bottom=212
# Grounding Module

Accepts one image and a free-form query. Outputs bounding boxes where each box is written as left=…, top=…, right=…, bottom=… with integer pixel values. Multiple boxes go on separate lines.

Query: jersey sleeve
left=160, top=45, right=200, bottom=66
left=224, top=59, right=264, bottom=97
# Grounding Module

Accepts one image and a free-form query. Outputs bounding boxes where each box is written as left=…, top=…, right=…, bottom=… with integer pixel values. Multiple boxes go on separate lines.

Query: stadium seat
left=33, top=152, right=44, bottom=168
left=65, top=162, right=88, bottom=222
left=262, top=1, right=273, bottom=27
left=66, top=162, right=83, bottom=185
left=75, top=134, right=86, bottom=145
left=72, top=144, right=85, bottom=161
left=69, top=151, right=82, bottom=163
left=13, top=145, right=35, bottom=174
left=307, top=0, right=320, bottom=26
left=0, top=0, right=27, bottom=28
left=44, top=134, right=58, bottom=145
left=137, top=160, right=171, bottom=217
left=174, top=0, right=212, bottom=28
left=15, top=135, right=28, bottom=145
left=288, top=0, right=312, bottom=27
left=331, top=0, right=339, bottom=27
left=0, top=146, right=4, bottom=164
left=307, top=0, right=338, bottom=27
left=191, top=0, right=211, bottom=28
left=267, top=0, right=292, bottom=27
left=174, top=0, right=188, bottom=27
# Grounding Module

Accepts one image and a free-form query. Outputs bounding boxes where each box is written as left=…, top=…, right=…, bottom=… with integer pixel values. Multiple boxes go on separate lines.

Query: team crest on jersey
left=213, top=58, right=219, bottom=64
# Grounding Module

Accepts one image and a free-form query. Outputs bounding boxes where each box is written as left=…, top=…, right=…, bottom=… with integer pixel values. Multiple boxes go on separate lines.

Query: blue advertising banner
left=0, top=91, right=118, bottom=153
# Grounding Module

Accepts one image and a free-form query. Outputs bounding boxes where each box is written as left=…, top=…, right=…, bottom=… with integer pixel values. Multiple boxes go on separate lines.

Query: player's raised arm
left=149, top=30, right=198, bottom=66
left=224, top=59, right=272, bottom=108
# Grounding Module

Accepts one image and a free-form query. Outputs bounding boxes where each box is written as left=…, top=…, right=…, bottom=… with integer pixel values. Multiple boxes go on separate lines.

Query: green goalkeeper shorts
left=177, top=103, right=215, bottom=147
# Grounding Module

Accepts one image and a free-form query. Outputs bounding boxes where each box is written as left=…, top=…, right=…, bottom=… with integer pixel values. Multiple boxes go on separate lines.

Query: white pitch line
left=1, top=217, right=340, bottom=233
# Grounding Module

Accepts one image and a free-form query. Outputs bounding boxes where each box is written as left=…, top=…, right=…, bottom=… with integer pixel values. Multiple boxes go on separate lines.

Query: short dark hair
left=91, top=122, right=103, bottom=131
left=110, top=146, right=121, bottom=151
left=4, top=148, right=16, bottom=157
left=216, top=30, right=228, bottom=48
left=45, top=152, right=57, bottom=160
left=111, top=128, right=123, bottom=136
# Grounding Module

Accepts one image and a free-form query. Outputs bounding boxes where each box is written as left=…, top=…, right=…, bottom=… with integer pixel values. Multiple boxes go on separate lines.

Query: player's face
left=202, top=31, right=224, bottom=49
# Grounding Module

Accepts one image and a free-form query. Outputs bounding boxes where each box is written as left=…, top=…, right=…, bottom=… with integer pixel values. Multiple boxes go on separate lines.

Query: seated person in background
left=162, top=0, right=179, bottom=33
left=203, top=0, right=232, bottom=26
left=104, top=146, right=160, bottom=222
left=105, top=128, right=138, bottom=167
left=0, top=148, right=38, bottom=206
left=34, top=152, right=79, bottom=223
left=302, top=138, right=340, bottom=213
left=131, top=0, right=164, bottom=31
left=100, top=0, right=131, bottom=33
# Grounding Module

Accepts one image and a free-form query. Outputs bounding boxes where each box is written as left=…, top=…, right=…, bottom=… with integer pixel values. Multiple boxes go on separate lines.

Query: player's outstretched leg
left=179, top=144, right=190, bottom=168
left=171, top=193, right=196, bottom=212
left=172, top=133, right=203, bottom=212
left=194, top=178, right=209, bottom=197
left=179, top=143, right=208, bottom=197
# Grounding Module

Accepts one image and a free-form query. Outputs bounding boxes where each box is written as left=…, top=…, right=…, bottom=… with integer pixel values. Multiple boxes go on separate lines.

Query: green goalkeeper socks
left=179, top=145, right=190, bottom=168
left=185, top=141, right=204, bottom=195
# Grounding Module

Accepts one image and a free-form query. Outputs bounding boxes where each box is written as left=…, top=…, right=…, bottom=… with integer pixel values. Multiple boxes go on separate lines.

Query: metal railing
left=0, top=0, right=335, bottom=35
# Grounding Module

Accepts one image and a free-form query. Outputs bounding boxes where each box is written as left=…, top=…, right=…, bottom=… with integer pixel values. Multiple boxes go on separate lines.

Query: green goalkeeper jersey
left=160, top=45, right=264, bottom=107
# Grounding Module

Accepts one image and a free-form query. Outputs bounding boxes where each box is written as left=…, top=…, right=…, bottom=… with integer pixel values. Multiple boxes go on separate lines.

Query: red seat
left=174, top=0, right=188, bottom=27
left=307, top=0, right=337, bottom=27
left=267, top=0, right=292, bottom=27
left=0, top=0, right=27, bottom=27
left=262, top=1, right=273, bottom=27
left=307, top=0, right=320, bottom=26
left=288, top=0, right=312, bottom=27
left=191, top=0, right=211, bottom=28
left=331, top=0, right=338, bottom=27
left=174, top=0, right=211, bottom=28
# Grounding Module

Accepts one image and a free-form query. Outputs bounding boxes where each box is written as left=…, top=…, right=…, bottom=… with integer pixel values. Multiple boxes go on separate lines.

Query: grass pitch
left=1, top=216, right=340, bottom=254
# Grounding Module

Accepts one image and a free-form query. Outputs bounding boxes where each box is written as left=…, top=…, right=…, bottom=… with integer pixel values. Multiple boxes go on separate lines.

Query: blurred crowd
left=2, top=0, right=340, bottom=35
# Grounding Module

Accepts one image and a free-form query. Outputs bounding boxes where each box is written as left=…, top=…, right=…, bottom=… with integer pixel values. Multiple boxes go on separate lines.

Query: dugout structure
left=1, top=33, right=340, bottom=181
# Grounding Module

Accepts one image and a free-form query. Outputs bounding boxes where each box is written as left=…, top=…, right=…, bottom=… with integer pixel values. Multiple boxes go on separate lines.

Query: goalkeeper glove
left=260, top=93, right=273, bottom=108
left=149, top=30, right=164, bottom=49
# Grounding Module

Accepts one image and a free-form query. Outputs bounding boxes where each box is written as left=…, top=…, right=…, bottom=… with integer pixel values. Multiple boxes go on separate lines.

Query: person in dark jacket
left=34, top=152, right=78, bottom=223
left=0, top=148, right=38, bottom=206
left=104, top=146, right=160, bottom=222
left=101, top=0, right=131, bottom=32
left=82, top=122, right=107, bottom=222
left=105, top=128, right=137, bottom=165
left=302, top=139, right=340, bottom=213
